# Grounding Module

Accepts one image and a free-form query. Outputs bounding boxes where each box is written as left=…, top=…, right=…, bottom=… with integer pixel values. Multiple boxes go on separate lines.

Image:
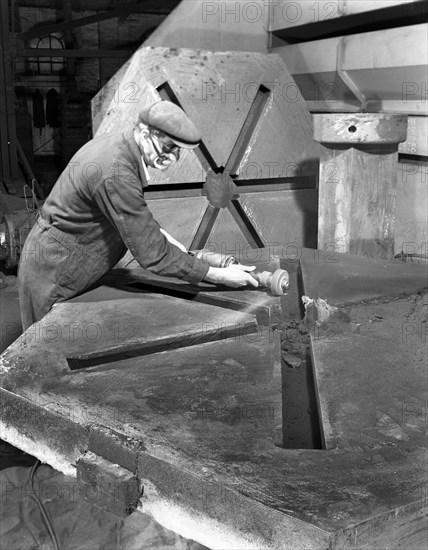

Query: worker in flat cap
left=18, top=100, right=258, bottom=330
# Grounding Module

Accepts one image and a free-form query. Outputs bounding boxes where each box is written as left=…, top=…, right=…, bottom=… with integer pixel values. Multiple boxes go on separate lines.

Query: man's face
left=139, top=126, right=180, bottom=171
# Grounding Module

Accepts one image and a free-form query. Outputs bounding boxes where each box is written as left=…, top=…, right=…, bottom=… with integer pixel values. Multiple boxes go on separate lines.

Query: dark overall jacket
left=18, top=130, right=209, bottom=331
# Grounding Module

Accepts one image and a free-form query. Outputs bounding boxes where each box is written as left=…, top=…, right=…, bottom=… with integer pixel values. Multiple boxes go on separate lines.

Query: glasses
left=149, top=128, right=180, bottom=160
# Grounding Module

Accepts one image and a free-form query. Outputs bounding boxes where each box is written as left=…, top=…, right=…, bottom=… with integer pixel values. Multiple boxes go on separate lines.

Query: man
left=18, top=100, right=258, bottom=330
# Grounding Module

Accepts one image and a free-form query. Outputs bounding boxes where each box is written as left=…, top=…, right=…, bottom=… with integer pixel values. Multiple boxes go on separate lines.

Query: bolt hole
left=348, top=125, right=357, bottom=133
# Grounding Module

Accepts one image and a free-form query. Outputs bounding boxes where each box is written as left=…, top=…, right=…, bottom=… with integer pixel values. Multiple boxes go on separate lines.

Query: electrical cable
left=27, top=460, right=60, bottom=550
left=23, top=179, right=40, bottom=212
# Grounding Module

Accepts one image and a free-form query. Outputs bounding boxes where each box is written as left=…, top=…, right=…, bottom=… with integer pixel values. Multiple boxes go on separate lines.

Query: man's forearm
left=157, top=230, right=257, bottom=288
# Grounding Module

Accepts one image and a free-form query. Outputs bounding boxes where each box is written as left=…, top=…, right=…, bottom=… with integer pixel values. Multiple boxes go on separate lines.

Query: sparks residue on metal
left=241, top=202, right=265, bottom=243
left=239, top=94, right=273, bottom=172
left=0, top=356, right=11, bottom=372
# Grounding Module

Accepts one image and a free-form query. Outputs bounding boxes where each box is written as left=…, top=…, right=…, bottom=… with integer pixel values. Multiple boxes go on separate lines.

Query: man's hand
left=204, top=264, right=259, bottom=288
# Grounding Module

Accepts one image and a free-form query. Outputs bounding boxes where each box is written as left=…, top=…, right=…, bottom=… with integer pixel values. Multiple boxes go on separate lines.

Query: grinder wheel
left=270, top=269, right=289, bottom=296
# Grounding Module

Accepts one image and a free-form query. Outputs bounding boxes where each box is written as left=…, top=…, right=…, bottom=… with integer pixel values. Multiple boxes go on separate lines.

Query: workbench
left=1, top=248, right=427, bottom=549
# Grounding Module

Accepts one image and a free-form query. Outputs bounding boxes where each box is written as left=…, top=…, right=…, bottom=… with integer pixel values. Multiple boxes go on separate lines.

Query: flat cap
left=138, top=100, right=202, bottom=148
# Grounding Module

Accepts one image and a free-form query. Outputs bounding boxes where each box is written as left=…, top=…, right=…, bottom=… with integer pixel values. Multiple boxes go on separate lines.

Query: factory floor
left=0, top=272, right=207, bottom=550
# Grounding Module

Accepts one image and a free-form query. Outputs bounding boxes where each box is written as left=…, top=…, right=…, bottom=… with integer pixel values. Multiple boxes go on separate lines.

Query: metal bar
left=0, top=0, right=20, bottom=179
left=336, top=37, right=367, bottom=112
left=19, top=48, right=133, bottom=58
left=63, top=0, right=76, bottom=80
left=189, top=204, right=220, bottom=251
left=157, top=81, right=219, bottom=173
left=227, top=85, right=270, bottom=177
left=227, top=200, right=265, bottom=249
left=0, top=18, right=10, bottom=181
left=270, top=0, right=426, bottom=36
left=66, top=320, right=258, bottom=370
left=19, top=3, right=167, bottom=40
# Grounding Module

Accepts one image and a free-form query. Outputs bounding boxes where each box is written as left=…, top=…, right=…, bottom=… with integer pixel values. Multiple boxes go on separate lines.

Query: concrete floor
left=0, top=463, right=206, bottom=549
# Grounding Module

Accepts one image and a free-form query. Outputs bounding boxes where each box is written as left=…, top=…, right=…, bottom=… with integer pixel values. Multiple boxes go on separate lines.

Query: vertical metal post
left=0, top=0, right=20, bottom=181
left=313, top=113, right=408, bottom=259
left=63, top=0, right=76, bottom=86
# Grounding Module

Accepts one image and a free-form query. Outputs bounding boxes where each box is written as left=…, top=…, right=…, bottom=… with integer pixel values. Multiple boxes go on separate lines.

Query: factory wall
left=15, top=5, right=164, bottom=162
left=270, top=0, right=427, bottom=257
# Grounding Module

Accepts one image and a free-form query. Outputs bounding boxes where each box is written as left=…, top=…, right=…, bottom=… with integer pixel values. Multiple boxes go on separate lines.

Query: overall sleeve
left=94, top=159, right=208, bottom=283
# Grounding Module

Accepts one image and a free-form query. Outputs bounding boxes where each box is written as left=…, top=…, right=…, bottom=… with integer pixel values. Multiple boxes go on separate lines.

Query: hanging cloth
left=46, top=88, right=60, bottom=128
left=32, top=89, right=45, bottom=129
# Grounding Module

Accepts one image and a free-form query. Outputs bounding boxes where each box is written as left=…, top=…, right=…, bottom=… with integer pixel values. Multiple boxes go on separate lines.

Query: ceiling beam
left=18, top=47, right=133, bottom=58
left=17, top=0, right=178, bottom=9
left=20, top=2, right=167, bottom=40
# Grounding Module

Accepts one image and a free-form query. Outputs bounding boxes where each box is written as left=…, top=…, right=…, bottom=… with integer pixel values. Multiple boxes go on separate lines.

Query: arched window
left=28, top=34, right=65, bottom=75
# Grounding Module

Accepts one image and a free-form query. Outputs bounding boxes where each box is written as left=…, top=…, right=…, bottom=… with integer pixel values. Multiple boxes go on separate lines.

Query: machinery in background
left=0, top=207, right=38, bottom=270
